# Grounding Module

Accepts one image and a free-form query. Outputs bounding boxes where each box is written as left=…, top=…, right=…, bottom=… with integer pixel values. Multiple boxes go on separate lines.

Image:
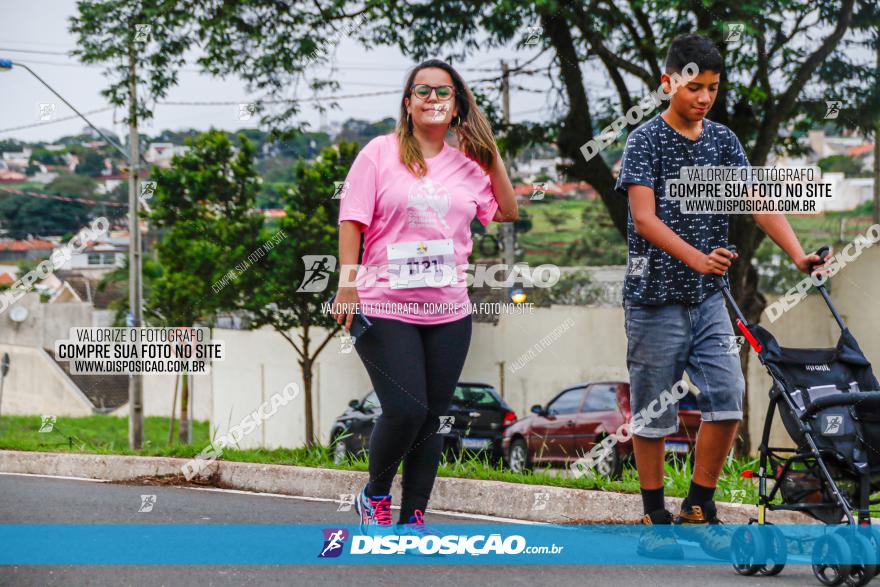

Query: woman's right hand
left=331, top=286, right=360, bottom=332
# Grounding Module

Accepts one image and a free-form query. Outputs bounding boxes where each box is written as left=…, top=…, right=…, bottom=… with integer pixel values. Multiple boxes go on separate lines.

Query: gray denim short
left=623, top=290, right=746, bottom=438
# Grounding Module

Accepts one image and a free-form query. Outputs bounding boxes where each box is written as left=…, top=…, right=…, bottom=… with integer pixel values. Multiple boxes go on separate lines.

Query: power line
left=157, top=89, right=401, bottom=106
left=0, top=47, right=72, bottom=56
left=0, top=107, right=114, bottom=133
left=0, top=38, right=76, bottom=49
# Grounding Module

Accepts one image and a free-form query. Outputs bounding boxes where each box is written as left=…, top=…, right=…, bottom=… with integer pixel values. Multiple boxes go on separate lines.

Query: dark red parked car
left=501, top=381, right=701, bottom=478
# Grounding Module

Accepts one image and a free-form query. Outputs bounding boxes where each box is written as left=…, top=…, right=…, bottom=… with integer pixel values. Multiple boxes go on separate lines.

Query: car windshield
left=453, top=385, right=500, bottom=408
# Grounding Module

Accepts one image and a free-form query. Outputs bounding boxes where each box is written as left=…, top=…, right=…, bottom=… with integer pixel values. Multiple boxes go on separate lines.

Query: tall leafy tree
left=0, top=194, right=91, bottom=238
left=148, top=130, right=263, bottom=443
left=245, top=142, right=358, bottom=447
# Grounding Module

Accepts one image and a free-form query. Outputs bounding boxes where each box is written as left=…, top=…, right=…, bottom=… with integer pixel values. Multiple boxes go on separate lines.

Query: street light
left=0, top=59, right=130, bottom=160
left=0, top=57, right=145, bottom=449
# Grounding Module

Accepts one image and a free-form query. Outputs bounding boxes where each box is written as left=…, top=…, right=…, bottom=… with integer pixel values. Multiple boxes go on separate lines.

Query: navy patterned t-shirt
left=614, top=114, right=750, bottom=305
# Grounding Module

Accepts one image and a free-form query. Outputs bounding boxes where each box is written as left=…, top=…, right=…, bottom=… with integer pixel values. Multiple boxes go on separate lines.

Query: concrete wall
left=0, top=294, right=208, bottom=420
left=208, top=247, right=880, bottom=455
left=0, top=292, right=110, bottom=349
left=0, top=343, right=93, bottom=416
left=121, top=370, right=213, bottom=423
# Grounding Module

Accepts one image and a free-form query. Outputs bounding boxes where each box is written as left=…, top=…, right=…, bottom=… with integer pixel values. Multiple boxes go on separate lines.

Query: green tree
left=73, top=148, right=106, bottom=177
left=335, top=118, right=397, bottom=147
left=245, top=142, right=360, bottom=447
left=148, top=130, right=264, bottom=444
left=565, top=200, right=628, bottom=266
left=0, top=193, right=91, bottom=238
left=71, top=0, right=199, bottom=448
left=544, top=208, right=569, bottom=230
left=46, top=174, right=98, bottom=199
left=29, top=147, right=66, bottom=166
left=818, top=154, right=868, bottom=177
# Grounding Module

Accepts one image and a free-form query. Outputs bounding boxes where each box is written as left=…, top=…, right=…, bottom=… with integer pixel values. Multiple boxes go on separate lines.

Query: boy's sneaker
left=354, top=484, right=392, bottom=534
left=637, top=509, right=684, bottom=560
left=674, top=499, right=731, bottom=560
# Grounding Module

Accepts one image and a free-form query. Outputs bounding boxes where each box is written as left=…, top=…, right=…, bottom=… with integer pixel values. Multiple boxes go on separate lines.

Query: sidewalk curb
left=0, top=450, right=814, bottom=524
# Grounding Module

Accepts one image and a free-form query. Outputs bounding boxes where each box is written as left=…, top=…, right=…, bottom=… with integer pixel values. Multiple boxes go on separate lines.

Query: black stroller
left=720, top=246, right=880, bottom=586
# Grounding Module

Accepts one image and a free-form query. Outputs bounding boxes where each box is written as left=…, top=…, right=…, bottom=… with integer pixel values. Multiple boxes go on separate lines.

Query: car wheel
left=508, top=438, right=532, bottom=473
left=332, top=435, right=348, bottom=465
left=593, top=437, right=622, bottom=480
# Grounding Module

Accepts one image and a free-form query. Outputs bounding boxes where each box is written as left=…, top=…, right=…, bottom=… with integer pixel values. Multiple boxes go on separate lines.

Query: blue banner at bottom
left=2, top=524, right=880, bottom=565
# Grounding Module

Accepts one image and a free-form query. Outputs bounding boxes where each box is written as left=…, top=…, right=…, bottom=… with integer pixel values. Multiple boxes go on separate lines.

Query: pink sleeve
left=337, top=149, right=378, bottom=228
left=475, top=174, right=499, bottom=227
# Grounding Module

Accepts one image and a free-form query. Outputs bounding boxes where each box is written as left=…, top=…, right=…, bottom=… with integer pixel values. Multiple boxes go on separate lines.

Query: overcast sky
left=0, top=1, right=570, bottom=144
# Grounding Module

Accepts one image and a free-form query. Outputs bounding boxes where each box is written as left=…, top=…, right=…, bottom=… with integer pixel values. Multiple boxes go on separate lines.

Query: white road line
left=183, top=486, right=546, bottom=525
left=0, top=471, right=109, bottom=483
left=0, top=472, right=544, bottom=525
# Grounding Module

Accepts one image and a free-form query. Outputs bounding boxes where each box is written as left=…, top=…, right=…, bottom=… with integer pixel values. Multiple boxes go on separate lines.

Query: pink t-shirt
left=337, top=133, right=499, bottom=325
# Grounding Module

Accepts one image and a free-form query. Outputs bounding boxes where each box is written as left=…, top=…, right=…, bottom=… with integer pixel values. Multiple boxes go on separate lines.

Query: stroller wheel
left=812, top=534, right=853, bottom=586
left=731, top=525, right=766, bottom=576
left=833, top=529, right=876, bottom=587
left=759, top=524, right=787, bottom=576
left=863, top=527, right=880, bottom=577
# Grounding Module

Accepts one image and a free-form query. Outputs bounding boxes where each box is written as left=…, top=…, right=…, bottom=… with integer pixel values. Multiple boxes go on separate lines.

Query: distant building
left=0, top=169, right=27, bottom=182
left=1, top=148, right=31, bottom=171
left=808, top=130, right=870, bottom=160
left=0, top=267, right=16, bottom=287
left=819, top=173, right=875, bottom=212
left=143, top=143, right=189, bottom=168
left=0, top=239, right=56, bottom=262
left=54, top=242, right=126, bottom=278
left=94, top=174, right=128, bottom=195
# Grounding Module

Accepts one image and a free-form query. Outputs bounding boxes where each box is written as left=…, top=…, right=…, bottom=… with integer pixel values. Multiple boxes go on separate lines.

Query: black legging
left=354, top=314, right=472, bottom=523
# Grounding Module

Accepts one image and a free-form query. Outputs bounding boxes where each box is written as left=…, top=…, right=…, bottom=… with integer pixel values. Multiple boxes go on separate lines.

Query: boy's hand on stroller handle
left=796, top=245, right=832, bottom=276
left=692, top=246, right=738, bottom=275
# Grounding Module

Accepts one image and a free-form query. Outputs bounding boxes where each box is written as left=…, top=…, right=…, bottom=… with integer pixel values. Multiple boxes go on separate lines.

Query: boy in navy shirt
left=615, top=33, right=828, bottom=558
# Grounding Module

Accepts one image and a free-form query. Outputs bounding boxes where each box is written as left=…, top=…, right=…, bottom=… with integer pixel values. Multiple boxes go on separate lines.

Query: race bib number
left=387, top=239, right=457, bottom=289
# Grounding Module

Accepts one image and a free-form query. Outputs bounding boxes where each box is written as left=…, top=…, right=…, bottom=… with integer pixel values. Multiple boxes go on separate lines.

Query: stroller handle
left=810, top=245, right=831, bottom=272
left=801, top=390, right=880, bottom=419
left=711, top=245, right=738, bottom=290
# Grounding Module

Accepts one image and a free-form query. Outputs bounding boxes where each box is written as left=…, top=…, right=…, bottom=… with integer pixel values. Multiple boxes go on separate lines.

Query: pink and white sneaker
left=354, top=484, right=392, bottom=535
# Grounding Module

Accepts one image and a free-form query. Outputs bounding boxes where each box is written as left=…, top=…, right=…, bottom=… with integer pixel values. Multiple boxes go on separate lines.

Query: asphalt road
left=0, top=472, right=822, bottom=587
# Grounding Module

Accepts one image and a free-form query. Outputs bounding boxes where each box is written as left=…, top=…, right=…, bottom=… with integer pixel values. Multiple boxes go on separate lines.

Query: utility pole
left=874, top=39, right=879, bottom=225
left=127, top=36, right=144, bottom=450
left=499, top=60, right=516, bottom=296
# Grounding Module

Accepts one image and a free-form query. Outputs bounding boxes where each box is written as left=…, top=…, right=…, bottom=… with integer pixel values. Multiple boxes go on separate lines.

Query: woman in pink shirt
left=332, top=59, right=517, bottom=534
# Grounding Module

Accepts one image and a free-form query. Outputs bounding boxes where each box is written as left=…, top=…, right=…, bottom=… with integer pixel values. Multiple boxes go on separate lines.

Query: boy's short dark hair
left=665, top=33, right=723, bottom=75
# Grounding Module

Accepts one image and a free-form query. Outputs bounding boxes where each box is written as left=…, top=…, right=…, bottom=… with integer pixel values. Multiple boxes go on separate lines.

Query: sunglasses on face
left=410, top=84, right=455, bottom=101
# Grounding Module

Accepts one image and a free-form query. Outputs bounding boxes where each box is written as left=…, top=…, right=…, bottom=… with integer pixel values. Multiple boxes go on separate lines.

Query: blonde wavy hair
left=396, top=59, right=497, bottom=177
